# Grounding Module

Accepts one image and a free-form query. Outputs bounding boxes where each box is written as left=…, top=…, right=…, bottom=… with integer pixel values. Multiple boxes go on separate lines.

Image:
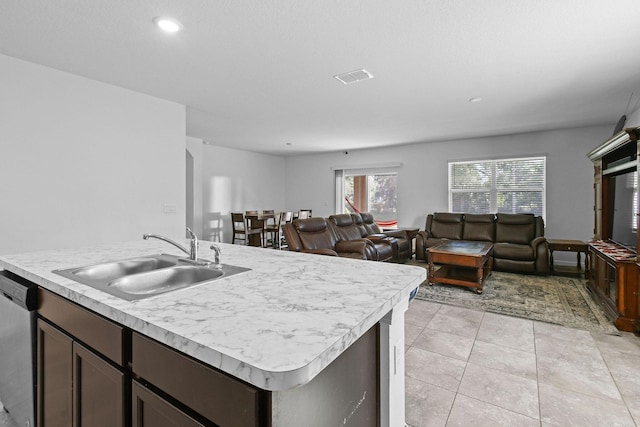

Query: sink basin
left=109, top=265, right=224, bottom=295
left=52, top=254, right=250, bottom=301
left=71, top=255, right=177, bottom=281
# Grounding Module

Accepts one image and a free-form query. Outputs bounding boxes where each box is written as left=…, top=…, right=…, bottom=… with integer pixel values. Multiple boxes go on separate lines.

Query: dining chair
left=231, top=212, right=247, bottom=245
left=298, top=210, right=312, bottom=219
left=245, top=214, right=267, bottom=247
left=262, top=210, right=278, bottom=247
left=277, top=211, right=294, bottom=249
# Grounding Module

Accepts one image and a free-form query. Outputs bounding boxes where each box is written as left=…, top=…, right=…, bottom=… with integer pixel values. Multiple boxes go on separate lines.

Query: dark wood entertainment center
left=587, top=126, right=640, bottom=333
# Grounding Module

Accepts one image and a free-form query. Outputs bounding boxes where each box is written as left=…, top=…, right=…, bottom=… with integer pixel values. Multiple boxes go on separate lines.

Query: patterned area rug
left=410, top=261, right=618, bottom=333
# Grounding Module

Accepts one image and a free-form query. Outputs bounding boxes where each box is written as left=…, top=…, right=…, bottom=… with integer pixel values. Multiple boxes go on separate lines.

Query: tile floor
left=2, top=300, right=639, bottom=427
left=405, top=299, right=640, bottom=427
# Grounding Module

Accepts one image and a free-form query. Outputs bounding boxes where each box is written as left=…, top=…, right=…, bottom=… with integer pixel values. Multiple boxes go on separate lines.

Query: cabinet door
left=595, top=256, right=608, bottom=295
left=72, top=342, right=126, bottom=427
left=132, top=380, right=204, bottom=427
left=37, top=320, right=73, bottom=427
left=594, top=161, right=602, bottom=239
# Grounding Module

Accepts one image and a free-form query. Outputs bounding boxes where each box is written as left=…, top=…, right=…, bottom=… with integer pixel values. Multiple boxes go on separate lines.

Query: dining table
left=245, top=213, right=276, bottom=247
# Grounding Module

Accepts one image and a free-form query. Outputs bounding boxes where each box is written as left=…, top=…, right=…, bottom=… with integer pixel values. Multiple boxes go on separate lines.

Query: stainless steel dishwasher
left=0, top=271, right=37, bottom=427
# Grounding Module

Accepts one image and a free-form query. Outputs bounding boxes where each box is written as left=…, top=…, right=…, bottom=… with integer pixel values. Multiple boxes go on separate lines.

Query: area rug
left=409, top=261, right=618, bottom=333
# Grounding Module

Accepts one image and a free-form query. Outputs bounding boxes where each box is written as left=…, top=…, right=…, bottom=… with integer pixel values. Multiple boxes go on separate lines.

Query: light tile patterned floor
left=405, top=299, right=640, bottom=427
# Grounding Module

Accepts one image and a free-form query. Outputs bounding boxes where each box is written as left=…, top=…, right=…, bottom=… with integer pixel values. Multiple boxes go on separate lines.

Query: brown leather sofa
left=416, top=212, right=550, bottom=274
left=282, top=217, right=375, bottom=259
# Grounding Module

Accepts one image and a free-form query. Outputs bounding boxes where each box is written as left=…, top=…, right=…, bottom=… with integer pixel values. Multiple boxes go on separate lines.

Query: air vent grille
left=334, top=69, right=373, bottom=85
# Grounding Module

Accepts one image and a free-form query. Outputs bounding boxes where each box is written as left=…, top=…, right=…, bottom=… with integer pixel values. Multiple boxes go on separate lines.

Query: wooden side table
left=547, top=239, right=589, bottom=279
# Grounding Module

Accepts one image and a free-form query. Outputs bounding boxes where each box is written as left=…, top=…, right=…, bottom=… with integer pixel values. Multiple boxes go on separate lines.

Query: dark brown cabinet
left=37, top=289, right=127, bottom=427
left=37, top=320, right=73, bottom=427
left=73, top=342, right=125, bottom=427
left=588, top=245, right=639, bottom=332
left=132, top=380, right=204, bottom=427
left=35, top=285, right=382, bottom=426
left=131, top=332, right=267, bottom=427
left=588, top=127, right=640, bottom=334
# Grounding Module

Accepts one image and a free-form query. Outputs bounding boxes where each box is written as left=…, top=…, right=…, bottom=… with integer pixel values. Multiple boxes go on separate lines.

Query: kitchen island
left=0, top=239, right=425, bottom=426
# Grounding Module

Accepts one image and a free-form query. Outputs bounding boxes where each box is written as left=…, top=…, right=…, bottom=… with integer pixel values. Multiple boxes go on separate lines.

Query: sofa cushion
left=329, top=214, right=363, bottom=241
left=294, top=218, right=337, bottom=250
left=462, top=214, right=495, bottom=242
left=430, top=213, right=464, bottom=239
left=295, top=217, right=329, bottom=233
left=495, top=214, right=535, bottom=245
left=359, top=212, right=383, bottom=234
left=493, top=242, right=535, bottom=261
left=350, top=214, right=369, bottom=238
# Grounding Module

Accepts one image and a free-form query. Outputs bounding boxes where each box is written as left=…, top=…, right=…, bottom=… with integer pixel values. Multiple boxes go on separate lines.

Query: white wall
left=284, top=125, right=613, bottom=258
left=0, top=54, right=186, bottom=254
left=186, top=136, right=204, bottom=241
left=189, top=142, right=286, bottom=243
left=626, top=105, right=640, bottom=127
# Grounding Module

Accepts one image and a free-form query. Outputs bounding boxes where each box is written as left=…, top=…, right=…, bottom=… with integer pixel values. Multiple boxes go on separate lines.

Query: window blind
left=449, top=156, right=546, bottom=219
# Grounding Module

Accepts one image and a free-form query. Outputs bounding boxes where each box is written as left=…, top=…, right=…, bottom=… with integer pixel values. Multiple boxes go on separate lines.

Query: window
left=335, top=167, right=398, bottom=226
left=448, top=156, right=546, bottom=219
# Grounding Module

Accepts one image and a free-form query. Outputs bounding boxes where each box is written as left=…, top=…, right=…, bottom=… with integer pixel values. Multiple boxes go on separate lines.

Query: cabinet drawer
left=132, top=333, right=262, bottom=427
left=38, top=288, right=126, bottom=365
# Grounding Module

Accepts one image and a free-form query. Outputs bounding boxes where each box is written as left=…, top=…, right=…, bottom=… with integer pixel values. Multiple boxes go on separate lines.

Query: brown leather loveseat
left=416, top=212, right=549, bottom=274
left=283, top=217, right=375, bottom=260
left=283, top=213, right=412, bottom=262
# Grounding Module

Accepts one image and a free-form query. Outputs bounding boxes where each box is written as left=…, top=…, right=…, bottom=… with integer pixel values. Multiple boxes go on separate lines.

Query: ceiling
left=2, top=1, right=640, bottom=156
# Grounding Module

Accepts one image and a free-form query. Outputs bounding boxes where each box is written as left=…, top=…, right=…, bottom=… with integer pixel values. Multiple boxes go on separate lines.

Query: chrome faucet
left=210, top=244, right=222, bottom=268
left=143, top=227, right=198, bottom=261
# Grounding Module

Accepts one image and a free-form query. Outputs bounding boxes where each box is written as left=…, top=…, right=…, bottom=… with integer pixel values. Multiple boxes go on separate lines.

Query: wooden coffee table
left=427, top=241, right=494, bottom=294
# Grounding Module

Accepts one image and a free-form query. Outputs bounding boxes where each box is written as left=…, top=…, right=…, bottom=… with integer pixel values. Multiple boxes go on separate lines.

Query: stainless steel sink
left=52, top=254, right=249, bottom=301
left=71, top=255, right=177, bottom=281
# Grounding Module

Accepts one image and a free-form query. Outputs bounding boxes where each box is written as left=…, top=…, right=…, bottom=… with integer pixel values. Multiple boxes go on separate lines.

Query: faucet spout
left=186, top=227, right=198, bottom=261
left=143, top=227, right=198, bottom=261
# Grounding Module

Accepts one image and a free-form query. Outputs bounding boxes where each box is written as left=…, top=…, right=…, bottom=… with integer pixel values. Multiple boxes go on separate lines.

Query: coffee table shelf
left=427, top=241, right=493, bottom=294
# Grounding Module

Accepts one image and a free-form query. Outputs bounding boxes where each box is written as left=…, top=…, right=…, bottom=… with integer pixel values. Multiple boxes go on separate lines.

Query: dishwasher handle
left=0, top=271, right=37, bottom=311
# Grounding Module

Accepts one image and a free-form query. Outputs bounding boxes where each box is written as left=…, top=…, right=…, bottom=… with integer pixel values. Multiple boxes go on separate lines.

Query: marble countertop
left=0, top=240, right=425, bottom=391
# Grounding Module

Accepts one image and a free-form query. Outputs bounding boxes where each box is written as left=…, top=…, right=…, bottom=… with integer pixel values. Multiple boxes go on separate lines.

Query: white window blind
left=448, top=156, right=546, bottom=219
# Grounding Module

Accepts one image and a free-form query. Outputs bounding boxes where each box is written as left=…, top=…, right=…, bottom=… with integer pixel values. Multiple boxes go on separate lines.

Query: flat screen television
left=609, top=169, right=638, bottom=251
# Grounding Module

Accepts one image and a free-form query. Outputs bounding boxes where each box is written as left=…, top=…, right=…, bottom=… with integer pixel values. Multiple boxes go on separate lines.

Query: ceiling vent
left=334, top=69, right=373, bottom=85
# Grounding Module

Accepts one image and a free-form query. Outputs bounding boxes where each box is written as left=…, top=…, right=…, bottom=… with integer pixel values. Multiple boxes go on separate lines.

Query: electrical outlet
left=163, top=203, right=177, bottom=213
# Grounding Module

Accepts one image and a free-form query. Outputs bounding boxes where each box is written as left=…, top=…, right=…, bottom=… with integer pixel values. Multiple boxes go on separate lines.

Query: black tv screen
left=610, top=170, right=638, bottom=250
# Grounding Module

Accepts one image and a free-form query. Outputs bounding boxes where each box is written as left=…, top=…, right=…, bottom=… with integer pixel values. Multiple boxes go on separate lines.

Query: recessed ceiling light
left=469, top=97, right=482, bottom=103
left=153, top=16, right=183, bottom=33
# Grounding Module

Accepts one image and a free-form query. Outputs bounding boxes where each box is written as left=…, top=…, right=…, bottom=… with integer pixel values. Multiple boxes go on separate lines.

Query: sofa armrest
left=302, top=249, right=339, bottom=256
left=366, top=235, right=399, bottom=259
left=367, top=233, right=388, bottom=241
left=415, top=231, right=429, bottom=261
left=531, top=236, right=550, bottom=274
left=383, top=229, right=409, bottom=240
left=335, top=239, right=370, bottom=256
